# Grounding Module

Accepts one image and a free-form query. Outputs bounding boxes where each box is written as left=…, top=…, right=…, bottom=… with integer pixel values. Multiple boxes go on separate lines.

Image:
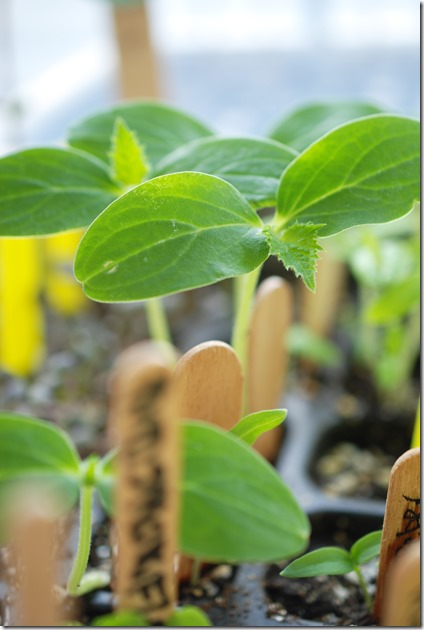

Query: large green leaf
left=153, top=137, right=297, bottom=207
left=0, top=148, right=120, bottom=236
left=0, top=413, right=81, bottom=526
left=276, top=115, right=420, bottom=236
left=180, top=422, right=310, bottom=563
left=67, top=101, right=213, bottom=168
left=268, top=102, right=383, bottom=151
left=74, top=172, right=270, bottom=302
left=280, top=547, right=354, bottom=578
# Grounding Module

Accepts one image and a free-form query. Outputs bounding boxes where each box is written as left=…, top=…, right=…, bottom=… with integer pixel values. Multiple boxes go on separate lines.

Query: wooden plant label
left=299, top=250, right=346, bottom=339
left=110, top=342, right=178, bottom=623
left=174, top=340, right=243, bottom=430
left=247, top=276, right=293, bottom=460
left=10, top=499, right=60, bottom=626
left=374, top=447, right=420, bottom=621
left=381, top=539, right=420, bottom=626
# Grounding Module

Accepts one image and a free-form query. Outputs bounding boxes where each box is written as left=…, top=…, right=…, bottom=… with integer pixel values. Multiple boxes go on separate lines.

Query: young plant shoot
left=0, top=408, right=305, bottom=623
left=0, top=102, right=419, bottom=383
left=280, top=530, right=383, bottom=610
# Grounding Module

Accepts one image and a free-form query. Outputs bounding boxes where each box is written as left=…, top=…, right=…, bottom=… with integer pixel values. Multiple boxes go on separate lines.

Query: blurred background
left=0, top=0, right=419, bottom=153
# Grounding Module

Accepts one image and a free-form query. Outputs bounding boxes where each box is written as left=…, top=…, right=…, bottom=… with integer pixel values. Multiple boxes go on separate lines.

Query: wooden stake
left=9, top=497, right=60, bottom=626
left=112, top=1, right=160, bottom=99
left=110, top=342, right=178, bottom=624
left=381, top=539, right=420, bottom=626
left=373, top=447, right=420, bottom=621
left=247, top=276, right=293, bottom=461
left=174, top=340, right=243, bottom=430
left=299, top=251, right=346, bottom=339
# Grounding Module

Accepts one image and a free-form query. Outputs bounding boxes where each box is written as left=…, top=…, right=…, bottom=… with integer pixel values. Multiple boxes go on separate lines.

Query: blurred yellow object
left=44, top=231, right=86, bottom=315
left=0, top=238, right=45, bottom=376
left=411, top=402, right=420, bottom=448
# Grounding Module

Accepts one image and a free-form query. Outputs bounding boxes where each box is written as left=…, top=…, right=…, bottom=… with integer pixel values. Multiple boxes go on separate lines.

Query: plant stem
left=354, top=565, right=372, bottom=611
left=190, top=558, right=201, bottom=586
left=231, top=266, right=262, bottom=411
left=66, top=483, right=94, bottom=596
left=144, top=297, right=176, bottom=365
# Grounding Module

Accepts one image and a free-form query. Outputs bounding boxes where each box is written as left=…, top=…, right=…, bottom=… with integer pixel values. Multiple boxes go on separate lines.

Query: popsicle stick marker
left=110, top=342, right=179, bottom=624
left=9, top=496, right=60, bottom=626
left=373, top=447, right=420, bottom=621
left=381, top=539, right=420, bottom=626
left=247, top=276, right=293, bottom=461
left=174, top=340, right=243, bottom=430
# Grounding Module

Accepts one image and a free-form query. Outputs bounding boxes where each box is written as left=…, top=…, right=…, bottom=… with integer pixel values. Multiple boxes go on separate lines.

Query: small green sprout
left=280, top=530, right=382, bottom=610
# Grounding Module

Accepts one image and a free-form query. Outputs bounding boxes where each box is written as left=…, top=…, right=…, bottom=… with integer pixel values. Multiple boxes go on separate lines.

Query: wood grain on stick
left=110, top=342, right=178, bottom=623
left=174, top=340, right=243, bottom=430
left=373, top=447, right=420, bottom=621
left=300, top=251, right=346, bottom=339
left=112, top=2, right=160, bottom=99
left=10, top=499, right=60, bottom=626
left=247, top=276, right=292, bottom=460
left=381, top=539, right=420, bottom=626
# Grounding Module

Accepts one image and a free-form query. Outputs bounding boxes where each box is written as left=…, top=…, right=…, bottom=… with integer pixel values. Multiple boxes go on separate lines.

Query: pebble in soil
left=265, top=560, right=378, bottom=626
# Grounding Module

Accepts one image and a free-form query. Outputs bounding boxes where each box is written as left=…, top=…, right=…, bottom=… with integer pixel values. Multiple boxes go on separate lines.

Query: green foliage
left=92, top=611, right=149, bottom=626
left=276, top=115, right=420, bottom=236
left=0, top=148, right=120, bottom=236
left=180, top=422, right=310, bottom=563
left=0, top=413, right=310, bottom=569
left=67, top=101, right=213, bottom=168
left=280, top=530, right=382, bottom=608
left=109, top=117, right=150, bottom=186
left=287, top=324, right=342, bottom=368
left=268, top=101, right=382, bottom=151
left=165, top=606, right=212, bottom=626
left=153, top=136, right=297, bottom=207
left=265, top=222, right=323, bottom=291
left=230, top=409, right=287, bottom=446
left=0, top=412, right=81, bottom=520
left=74, top=172, right=270, bottom=302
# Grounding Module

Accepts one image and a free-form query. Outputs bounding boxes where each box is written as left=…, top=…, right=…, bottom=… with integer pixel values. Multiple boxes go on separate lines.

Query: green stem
left=231, top=266, right=262, bottom=412
left=190, top=558, right=201, bottom=586
left=354, top=565, right=372, bottom=610
left=144, top=298, right=176, bottom=366
left=66, top=483, right=94, bottom=596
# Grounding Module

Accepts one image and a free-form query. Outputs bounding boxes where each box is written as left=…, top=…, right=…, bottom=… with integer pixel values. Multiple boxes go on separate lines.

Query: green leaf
left=67, top=101, right=213, bottom=168
left=75, top=172, right=270, bottom=302
left=181, top=421, right=310, bottom=563
left=94, top=449, right=116, bottom=515
left=0, top=413, right=81, bottom=534
left=276, top=115, right=420, bottom=236
left=92, top=611, right=149, bottom=626
left=266, top=223, right=323, bottom=291
left=350, top=530, right=382, bottom=566
left=365, top=276, right=420, bottom=324
left=268, top=101, right=383, bottom=151
left=109, top=117, right=150, bottom=186
left=287, top=324, right=342, bottom=367
left=280, top=547, right=354, bottom=578
left=74, top=570, right=111, bottom=596
left=153, top=137, right=297, bottom=207
left=230, top=409, right=287, bottom=446
left=166, top=606, right=212, bottom=627
left=0, top=148, right=120, bottom=236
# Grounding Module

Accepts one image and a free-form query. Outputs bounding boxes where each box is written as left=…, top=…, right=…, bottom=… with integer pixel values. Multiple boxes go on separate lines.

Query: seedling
left=0, top=103, right=419, bottom=387
left=280, top=529, right=383, bottom=610
left=0, top=398, right=306, bottom=624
